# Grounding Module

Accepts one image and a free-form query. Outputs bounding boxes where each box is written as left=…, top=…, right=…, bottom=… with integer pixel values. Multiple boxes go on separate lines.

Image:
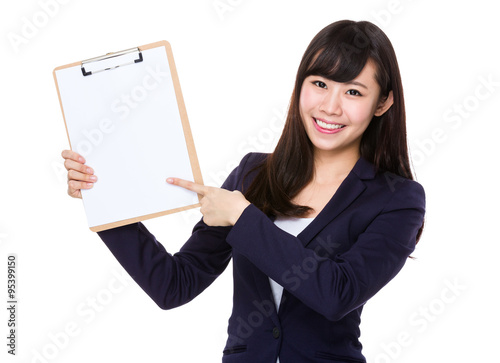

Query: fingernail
left=87, top=183, right=93, bottom=188
left=79, top=156, right=85, bottom=163
left=166, top=178, right=174, bottom=184
left=87, top=167, right=93, bottom=174
left=89, top=175, right=97, bottom=181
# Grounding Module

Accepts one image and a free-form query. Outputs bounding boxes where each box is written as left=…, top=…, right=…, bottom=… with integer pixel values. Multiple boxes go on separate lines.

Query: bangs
left=304, top=28, right=372, bottom=83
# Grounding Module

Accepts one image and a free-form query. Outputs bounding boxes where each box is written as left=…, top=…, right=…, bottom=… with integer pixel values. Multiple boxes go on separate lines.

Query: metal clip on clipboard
left=81, top=47, right=143, bottom=76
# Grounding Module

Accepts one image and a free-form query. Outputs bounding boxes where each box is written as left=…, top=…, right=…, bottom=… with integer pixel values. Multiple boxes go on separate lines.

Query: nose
left=319, top=90, right=342, bottom=116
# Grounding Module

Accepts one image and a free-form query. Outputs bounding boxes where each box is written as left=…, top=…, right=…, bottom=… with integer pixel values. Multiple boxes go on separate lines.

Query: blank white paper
left=55, top=45, right=199, bottom=229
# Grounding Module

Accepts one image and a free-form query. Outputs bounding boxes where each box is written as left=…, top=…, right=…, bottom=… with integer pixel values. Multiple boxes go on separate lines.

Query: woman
left=62, top=20, right=425, bottom=363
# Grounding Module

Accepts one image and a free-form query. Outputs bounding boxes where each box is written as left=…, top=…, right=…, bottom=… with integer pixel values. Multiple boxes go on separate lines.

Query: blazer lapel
left=297, top=157, right=376, bottom=248
left=242, top=156, right=377, bottom=319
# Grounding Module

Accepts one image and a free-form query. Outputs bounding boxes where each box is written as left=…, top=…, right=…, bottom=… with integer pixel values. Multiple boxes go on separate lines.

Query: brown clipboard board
left=53, top=41, right=203, bottom=232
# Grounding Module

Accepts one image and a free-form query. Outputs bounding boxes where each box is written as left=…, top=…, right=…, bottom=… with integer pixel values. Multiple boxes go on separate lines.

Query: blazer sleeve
left=225, top=179, right=425, bottom=321
left=96, top=152, right=254, bottom=310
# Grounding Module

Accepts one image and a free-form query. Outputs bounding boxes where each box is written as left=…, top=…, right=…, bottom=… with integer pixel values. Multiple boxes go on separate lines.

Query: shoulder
left=375, top=169, right=425, bottom=196
left=241, top=152, right=269, bottom=169
left=355, top=157, right=425, bottom=212
left=372, top=170, right=425, bottom=215
left=220, top=152, right=269, bottom=191
left=378, top=171, right=425, bottom=212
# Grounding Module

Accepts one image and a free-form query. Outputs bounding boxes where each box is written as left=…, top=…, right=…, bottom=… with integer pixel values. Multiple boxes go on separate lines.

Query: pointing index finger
left=167, top=177, right=207, bottom=195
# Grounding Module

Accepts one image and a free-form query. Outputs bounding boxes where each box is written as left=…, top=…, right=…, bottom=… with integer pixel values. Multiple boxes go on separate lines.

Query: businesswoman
left=62, top=20, right=425, bottom=362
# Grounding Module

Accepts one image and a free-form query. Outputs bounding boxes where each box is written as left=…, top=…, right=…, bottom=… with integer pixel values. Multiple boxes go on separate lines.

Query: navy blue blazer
left=98, top=152, right=425, bottom=363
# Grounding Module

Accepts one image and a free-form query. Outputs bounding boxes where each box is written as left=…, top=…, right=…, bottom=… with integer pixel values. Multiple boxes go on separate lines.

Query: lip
left=312, top=117, right=346, bottom=134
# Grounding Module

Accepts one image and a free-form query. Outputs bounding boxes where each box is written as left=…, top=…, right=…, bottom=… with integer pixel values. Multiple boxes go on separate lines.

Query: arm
left=225, top=181, right=425, bottom=321
left=62, top=149, right=255, bottom=309
left=97, top=219, right=232, bottom=309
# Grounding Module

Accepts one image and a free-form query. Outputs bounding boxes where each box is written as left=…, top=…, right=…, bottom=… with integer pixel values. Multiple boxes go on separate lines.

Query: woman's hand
left=61, top=150, right=97, bottom=199
left=167, top=178, right=250, bottom=226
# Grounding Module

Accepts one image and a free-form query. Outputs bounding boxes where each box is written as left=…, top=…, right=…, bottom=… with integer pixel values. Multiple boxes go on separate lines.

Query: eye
left=346, top=89, right=362, bottom=96
left=312, top=80, right=327, bottom=89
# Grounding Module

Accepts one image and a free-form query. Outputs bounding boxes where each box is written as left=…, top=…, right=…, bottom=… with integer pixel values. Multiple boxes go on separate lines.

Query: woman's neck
left=312, top=148, right=360, bottom=185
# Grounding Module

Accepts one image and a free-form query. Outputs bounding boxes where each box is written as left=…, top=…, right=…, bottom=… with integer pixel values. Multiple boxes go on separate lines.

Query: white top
left=270, top=216, right=314, bottom=363
left=269, top=216, right=315, bottom=310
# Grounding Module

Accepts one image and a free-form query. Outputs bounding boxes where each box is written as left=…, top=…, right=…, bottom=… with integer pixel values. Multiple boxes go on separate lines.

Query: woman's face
left=299, top=59, right=393, bottom=159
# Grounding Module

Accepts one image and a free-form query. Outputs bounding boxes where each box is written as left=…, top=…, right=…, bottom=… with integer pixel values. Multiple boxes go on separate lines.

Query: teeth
left=315, top=118, right=345, bottom=130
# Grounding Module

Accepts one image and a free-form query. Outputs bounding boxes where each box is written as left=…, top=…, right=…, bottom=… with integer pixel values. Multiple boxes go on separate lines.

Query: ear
left=374, top=90, right=394, bottom=117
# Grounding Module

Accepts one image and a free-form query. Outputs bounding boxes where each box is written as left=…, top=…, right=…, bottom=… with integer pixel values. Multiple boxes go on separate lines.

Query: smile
left=313, top=117, right=346, bottom=134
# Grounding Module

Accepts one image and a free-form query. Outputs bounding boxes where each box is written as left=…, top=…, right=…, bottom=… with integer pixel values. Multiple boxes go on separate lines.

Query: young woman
left=62, top=20, right=425, bottom=363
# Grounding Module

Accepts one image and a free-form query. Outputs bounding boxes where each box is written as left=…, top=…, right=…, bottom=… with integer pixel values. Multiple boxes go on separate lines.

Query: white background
left=1, top=1, right=498, bottom=362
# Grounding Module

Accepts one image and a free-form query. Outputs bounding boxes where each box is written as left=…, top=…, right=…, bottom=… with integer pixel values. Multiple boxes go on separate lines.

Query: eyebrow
left=345, top=80, right=368, bottom=89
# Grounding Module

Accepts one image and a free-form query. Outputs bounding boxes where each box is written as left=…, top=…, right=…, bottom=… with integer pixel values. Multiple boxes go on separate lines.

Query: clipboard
left=53, top=41, right=203, bottom=232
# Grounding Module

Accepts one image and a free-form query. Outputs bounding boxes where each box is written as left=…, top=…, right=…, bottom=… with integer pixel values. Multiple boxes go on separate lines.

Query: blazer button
left=272, top=327, right=280, bottom=339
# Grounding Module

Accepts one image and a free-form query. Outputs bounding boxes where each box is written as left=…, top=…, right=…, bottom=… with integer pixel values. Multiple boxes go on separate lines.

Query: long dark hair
left=243, top=20, right=423, bottom=241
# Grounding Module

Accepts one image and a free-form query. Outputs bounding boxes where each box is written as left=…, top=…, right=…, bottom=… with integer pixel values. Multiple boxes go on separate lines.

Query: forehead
left=305, top=44, right=379, bottom=84
left=353, top=60, right=378, bottom=85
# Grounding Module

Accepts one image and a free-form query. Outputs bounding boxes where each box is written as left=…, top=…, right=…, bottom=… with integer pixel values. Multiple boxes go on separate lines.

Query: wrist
left=231, top=200, right=251, bottom=226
